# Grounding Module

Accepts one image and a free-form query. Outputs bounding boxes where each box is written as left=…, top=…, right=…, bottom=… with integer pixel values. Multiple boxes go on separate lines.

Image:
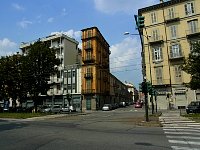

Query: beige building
left=138, top=0, right=200, bottom=109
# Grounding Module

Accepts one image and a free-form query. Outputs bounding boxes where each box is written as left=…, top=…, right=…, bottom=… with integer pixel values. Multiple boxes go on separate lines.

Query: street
left=0, top=106, right=171, bottom=150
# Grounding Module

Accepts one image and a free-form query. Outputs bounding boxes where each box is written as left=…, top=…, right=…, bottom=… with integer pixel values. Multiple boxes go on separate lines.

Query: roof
left=138, top=0, right=189, bottom=15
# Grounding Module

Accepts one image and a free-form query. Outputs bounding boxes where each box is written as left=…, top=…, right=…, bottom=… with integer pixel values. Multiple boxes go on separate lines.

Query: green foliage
left=0, top=40, right=60, bottom=106
left=182, top=42, right=200, bottom=90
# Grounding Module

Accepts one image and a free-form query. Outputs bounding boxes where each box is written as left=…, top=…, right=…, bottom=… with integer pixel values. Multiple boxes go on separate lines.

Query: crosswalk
left=159, top=111, right=200, bottom=150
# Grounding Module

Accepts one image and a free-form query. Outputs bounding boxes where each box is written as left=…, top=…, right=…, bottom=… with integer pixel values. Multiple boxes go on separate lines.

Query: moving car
left=102, top=104, right=112, bottom=111
left=186, top=101, right=200, bottom=114
left=135, top=102, right=143, bottom=108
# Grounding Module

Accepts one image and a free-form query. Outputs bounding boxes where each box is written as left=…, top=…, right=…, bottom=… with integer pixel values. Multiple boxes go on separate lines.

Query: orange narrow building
left=81, top=27, right=111, bottom=111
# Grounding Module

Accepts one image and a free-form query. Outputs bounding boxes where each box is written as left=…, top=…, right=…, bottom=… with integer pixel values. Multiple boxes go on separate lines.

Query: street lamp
left=124, top=31, right=153, bottom=121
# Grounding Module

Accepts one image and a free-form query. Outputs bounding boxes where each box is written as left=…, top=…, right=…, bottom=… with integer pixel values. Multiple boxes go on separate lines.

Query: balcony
left=84, top=73, right=93, bottom=79
left=82, top=89, right=95, bottom=95
left=152, top=79, right=170, bottom=86
left=169, top=51, right=184, bottom=60
left=165, top=13, right=180, bottom=24
left=186, top=28, right=200, bottom=38
left=84, top=44, right=93, bottom=50
left=149, top=36, right=164, bottom=45
left=82, top=56, right=95, bottom=63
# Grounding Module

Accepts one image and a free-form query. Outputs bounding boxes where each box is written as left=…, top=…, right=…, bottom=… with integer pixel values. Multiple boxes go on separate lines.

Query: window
left=67, top=71, right=71, bottom=78
left=155, top=67, right=163, bottom=84
left=170, top=44, right=182, bottom=58
left=151, top=12, right=157, bottom=24
left=168, top=7, right=175, bottom=19
left=174, top=65, right=182, bottom=83
left=152, top=29, right=159, bottom=41
left=185, top=2, right=195, bottom=16
left=72, top=71, right=75, bottom=77
left=170, top=25, right=177, bottom=39
left=86, top=40, right=92, bottom=48
left=87, top=30, right=92, bottom=37
left=86, top=51, right=92, bottom=60
left=188, top=20, right=198, bottom=34
left=152, top=47, right=163, bottom=62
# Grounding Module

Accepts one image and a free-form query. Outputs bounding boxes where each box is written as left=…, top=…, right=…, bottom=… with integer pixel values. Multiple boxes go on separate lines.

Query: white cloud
left=110, top=37, right=141, bottom=72
left=47, top=17, right=54, bottom=23
left=93, top=0, right=157, bottom=14
left=0, top=38, right=18, bottom=56
left=12, top=3, right=24, bottom=11
left=18, top=20, right=33, bottom=28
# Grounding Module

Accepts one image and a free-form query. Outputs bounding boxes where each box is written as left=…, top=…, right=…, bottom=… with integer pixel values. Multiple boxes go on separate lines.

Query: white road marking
left=171, top=146, right=200, bottom=150
left=169, top=140, right=200, bottom=146
left=166, top=135, right=200, bottom=140
left=165, top=131, right=200, bottom=136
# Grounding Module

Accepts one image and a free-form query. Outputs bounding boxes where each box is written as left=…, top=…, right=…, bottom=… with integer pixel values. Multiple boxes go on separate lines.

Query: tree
left=182, top=41, right=200, bottom=90
left=23, top=40, right=60, bottom=111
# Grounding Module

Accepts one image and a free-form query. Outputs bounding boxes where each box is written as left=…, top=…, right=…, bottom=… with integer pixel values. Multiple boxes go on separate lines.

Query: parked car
left=135, top=102, right=143, bottom=108
left=102, top=104, right=112, bottom=111
left=40, top=105, right=51, bottom=113
left=119, top=102, right=126, bottom=107
left=186, top=101, right=200, bottom=114
left=50, top=105, right=62, bottom=113
left=60, top=105, right=76, bottom=113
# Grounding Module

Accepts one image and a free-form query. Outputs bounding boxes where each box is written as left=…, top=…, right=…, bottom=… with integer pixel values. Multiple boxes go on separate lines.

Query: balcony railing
left=84, top=44, right=93, bottom=50
left=149, top=36, right=164, bottom=45
left=169, top=51, right=184, bottom=60
left=165, top=13, right=180, bottom=24
left=186, top=28, right=200, bottom=38
left=84, top=73, right=93, bottom=79
left=152, top=79, right=170, bottom=86
left=82, top=89, right=95, bottom=94
left=82, top=56, right=95, bottom=63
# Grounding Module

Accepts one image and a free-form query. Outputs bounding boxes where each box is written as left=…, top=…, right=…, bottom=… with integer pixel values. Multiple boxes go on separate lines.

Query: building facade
left=138, top=0, right=200, bottom=109
left=81, top=27, right=130, bottom=111
left=20, top=33, right=81, bottom=110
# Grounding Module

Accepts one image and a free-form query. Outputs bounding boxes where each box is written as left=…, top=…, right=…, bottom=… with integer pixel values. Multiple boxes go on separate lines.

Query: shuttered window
left=151, top=12, right=157, bottom=24
left=155, top=67, right=163, bottom=84
left=185, top=2, right=195, bottom=16
left=170, top=25, right=177, bottom=39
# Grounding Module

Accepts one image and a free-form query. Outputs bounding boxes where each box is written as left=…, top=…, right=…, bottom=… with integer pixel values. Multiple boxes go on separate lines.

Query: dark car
left=186, top=101, right=200, bottom=114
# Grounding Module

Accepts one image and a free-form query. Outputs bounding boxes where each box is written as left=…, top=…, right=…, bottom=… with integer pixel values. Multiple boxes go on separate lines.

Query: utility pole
left=134, top=14, right=149, bottom=122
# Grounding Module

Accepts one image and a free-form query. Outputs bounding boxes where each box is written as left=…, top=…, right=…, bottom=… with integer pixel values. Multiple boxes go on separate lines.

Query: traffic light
left=146, top=81, right=152, bottom=92
left=139, top=83, right=142, bottom=92
left=137, top=16, right=145, bottom=29
left=141, top=81, right=147, bottom=93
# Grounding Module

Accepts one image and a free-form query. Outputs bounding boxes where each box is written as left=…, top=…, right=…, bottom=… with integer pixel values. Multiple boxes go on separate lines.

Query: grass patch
left=0, top=113, right=47, bottom=119
left=182, top=113, right=200, bottom=122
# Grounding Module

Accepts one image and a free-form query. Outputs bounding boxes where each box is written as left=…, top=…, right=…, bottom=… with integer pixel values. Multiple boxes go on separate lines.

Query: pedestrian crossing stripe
left=164, top=128, right=200, bottom=132
left=165, top=131, right=200, bottom=136
left=169, top=140, right=200, bottom=145
left=171, top=146, right=200, bottom=150
left=166, top=135, right=200, bottom=140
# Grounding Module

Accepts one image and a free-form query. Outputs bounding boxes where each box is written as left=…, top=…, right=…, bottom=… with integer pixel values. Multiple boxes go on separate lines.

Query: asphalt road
left=0, top=106, right=171, bottom=150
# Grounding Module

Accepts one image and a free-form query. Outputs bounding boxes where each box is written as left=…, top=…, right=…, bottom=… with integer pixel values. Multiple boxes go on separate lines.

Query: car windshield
left=190, top=102, right=198, bottom=106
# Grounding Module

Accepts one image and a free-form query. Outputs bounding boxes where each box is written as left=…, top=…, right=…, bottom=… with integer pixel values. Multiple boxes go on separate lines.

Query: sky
left=0, top=0, right=159, bottom=89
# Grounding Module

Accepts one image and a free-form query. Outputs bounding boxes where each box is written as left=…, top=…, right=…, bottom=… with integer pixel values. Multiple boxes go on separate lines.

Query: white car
left=102, top=104, right=112, bottom=111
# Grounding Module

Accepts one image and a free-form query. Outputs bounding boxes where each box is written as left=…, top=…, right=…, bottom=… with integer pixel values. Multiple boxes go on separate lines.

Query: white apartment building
left=20, top=33, right=82, bottom=110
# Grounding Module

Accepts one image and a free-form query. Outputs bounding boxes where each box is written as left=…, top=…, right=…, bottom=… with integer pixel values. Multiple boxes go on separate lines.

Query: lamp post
left=124, top=31, right=151, bottom=121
